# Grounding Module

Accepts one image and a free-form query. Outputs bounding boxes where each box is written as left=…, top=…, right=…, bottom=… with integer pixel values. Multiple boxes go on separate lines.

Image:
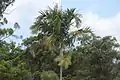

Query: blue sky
left=3, top=0, right=120, bottom=42
left=62, top=0, right=120, bottom=17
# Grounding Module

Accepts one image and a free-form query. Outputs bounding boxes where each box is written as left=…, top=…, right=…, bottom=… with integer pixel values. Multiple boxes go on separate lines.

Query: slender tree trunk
left=60, top=49, right=63, bottom=80
left=60, top=66, right=63, bottom=80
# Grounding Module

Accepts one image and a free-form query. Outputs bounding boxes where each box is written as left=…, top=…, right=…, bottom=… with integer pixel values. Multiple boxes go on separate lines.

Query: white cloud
left=3, top=0, right=60, bottom=38
left=82, top=12, right=120, bottom=41
left=5, top=0, right=59, bottom=23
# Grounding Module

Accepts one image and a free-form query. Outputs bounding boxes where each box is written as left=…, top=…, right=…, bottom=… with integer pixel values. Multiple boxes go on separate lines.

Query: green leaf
left=8, top=28, right=14, bottom=35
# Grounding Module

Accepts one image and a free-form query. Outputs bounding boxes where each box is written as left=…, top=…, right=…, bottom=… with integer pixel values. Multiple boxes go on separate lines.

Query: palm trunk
left=60, top=47, right=63, bottom=80
left=60, top=66, right=63, bottom=80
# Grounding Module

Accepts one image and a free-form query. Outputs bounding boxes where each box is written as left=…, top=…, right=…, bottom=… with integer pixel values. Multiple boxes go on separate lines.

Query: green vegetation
left=0, top=1, right=120, bottom=80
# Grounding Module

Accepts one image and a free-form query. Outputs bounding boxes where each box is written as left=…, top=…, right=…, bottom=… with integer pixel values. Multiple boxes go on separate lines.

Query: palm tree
left=30, top=4, right=91, bottom=80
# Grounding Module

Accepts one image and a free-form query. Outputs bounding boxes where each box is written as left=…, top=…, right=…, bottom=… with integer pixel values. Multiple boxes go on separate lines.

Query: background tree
left=0, top=0, right=15, bottom=25
left=70, top=35, right=120, bottom=80
left=0, top=0, right=31, bottom=80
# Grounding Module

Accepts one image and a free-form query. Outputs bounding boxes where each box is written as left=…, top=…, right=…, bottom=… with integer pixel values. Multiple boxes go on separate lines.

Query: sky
left=3, top=0, right=120, bottom=42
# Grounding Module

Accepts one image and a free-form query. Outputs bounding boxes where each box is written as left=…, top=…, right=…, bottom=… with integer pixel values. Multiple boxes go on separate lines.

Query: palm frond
left=70, top=27, right=92, bottom=36
left=55, top=54, right=72, bottom=69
